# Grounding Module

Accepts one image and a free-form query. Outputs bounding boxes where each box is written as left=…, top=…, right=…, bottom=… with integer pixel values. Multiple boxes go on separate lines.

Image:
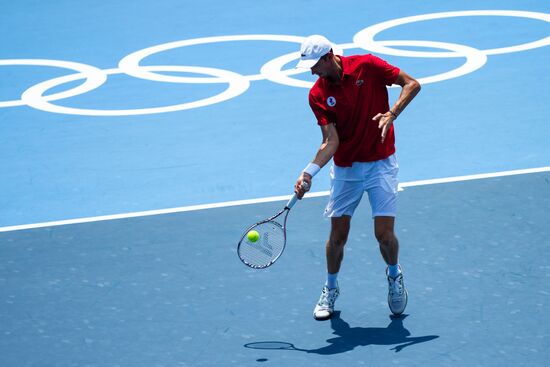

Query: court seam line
left=1, top=166, right=549, bottom=233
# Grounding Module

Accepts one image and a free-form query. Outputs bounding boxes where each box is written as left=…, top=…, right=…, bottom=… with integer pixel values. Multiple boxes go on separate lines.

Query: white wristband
left=303, top=162, right=321, bottom=177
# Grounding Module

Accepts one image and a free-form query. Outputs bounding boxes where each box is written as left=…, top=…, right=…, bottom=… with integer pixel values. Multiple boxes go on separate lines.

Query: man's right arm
left=295, top=123, right=339, bottom=198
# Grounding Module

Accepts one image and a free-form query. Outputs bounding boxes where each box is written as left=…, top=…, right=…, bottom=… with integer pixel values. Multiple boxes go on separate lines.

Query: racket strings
left=239, top=221, right=285, bottom=268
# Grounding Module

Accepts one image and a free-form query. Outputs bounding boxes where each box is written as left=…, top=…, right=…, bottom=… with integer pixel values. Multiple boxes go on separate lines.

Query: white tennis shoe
left=313, top=285, right=339, bottom=320
left=387, top=268, right=408, bottom=315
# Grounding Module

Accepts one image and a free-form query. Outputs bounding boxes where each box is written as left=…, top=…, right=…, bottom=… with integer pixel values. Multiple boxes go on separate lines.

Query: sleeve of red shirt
left=308, top=89, right=331, bottom=126
left=368, top=54, right=400, bottom=86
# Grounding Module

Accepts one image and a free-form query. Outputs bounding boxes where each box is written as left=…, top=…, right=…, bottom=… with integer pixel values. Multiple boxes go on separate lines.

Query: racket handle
left=285, top=193, right=298, bottom=209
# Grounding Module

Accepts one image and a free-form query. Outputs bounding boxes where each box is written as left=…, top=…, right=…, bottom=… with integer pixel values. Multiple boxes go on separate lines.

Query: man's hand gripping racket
left=237, top=180, right=310, bottom=269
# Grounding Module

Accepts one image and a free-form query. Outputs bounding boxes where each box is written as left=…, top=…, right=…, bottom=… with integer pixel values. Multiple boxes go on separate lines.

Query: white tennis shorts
left=324, top=154, right=399, bottom=218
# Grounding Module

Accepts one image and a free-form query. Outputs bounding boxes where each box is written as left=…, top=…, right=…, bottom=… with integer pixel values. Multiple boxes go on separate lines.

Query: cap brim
left=295, top=57, right=320, bottom=69
left=295, top=44, right=344, bottom=69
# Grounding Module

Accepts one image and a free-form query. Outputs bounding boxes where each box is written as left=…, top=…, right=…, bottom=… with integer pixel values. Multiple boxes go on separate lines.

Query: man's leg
left=327, top=215, right=352, bottom=274
left=375, top=216, right=407, bottom=315
left=314, top=215, right=351, bottom=320
left=374, top=216, right=399, bottom=266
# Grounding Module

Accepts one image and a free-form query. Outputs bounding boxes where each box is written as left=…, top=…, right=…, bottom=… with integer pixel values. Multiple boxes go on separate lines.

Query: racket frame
left=237, top=194, right=298, bottom=269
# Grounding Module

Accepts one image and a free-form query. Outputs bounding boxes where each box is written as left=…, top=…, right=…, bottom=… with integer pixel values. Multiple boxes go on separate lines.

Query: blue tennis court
left=1, top=1, right=549, bottom=366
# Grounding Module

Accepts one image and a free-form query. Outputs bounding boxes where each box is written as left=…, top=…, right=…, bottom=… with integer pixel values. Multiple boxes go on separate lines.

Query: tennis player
left=294, top=35, right=421, bottom=320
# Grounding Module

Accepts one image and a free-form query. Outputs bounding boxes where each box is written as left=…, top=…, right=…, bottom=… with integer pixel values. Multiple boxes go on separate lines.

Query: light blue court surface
left=0, top=1, right=549, bottom=227
left=1, top=1, right=550, bottom=366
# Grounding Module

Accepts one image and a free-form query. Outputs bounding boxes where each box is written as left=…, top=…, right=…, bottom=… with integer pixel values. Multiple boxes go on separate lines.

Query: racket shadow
left=244, top=312, right=439, bottom=355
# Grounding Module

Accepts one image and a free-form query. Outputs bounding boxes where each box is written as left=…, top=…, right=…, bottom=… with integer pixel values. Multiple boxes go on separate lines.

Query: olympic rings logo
left=1, top=10, right=549, bottom=116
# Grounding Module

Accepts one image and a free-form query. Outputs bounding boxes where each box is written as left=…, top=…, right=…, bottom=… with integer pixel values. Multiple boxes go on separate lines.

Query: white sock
left=388, top=264, right=401, bottom=278
left=326, top=272, right=339, bottom=289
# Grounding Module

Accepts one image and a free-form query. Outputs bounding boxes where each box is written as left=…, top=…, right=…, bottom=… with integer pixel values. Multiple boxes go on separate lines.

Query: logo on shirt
left=356, top=79, right=364, bottom=86
left=327, top=96, right=336, bottom=107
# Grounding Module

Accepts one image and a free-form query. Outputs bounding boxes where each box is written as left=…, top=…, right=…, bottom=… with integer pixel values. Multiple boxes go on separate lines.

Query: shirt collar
left=339, top=55, right=353, bottom=78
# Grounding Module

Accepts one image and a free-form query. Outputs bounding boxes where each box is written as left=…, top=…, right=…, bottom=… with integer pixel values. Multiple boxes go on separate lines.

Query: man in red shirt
left=294, top=35, right=421, bottom=320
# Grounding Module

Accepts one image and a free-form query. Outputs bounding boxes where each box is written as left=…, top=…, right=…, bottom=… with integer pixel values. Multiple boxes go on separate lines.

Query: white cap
left=296, top=35, right=342, bottom=69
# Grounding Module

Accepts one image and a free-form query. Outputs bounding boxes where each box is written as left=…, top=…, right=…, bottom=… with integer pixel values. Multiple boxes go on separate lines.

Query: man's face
left=310, top=54, right=331, bottom=79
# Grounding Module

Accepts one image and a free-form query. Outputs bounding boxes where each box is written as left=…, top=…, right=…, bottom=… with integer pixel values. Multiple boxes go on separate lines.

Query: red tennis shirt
left=308, top=54, right=400, bottom=167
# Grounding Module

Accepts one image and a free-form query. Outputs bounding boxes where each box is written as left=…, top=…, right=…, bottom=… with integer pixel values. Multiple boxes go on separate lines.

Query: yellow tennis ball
left=247, top=230, right=260, bottom=243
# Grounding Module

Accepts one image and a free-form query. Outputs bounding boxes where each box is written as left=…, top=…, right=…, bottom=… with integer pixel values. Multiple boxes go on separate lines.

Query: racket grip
left=286, top=193, right=298, bottom=209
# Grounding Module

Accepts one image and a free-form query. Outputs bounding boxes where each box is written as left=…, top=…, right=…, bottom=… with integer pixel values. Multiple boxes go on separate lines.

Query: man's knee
left=375, top=228, right=397, bottom=246
left=329, top=216, right=351, bottom=248
left=329, top=231, right=348, bottom=248
left=374, top=216, right=396, bottom=245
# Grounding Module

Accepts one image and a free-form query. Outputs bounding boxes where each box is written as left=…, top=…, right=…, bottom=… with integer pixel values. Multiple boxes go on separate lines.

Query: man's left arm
left=373, top=70, right=421, bottom=143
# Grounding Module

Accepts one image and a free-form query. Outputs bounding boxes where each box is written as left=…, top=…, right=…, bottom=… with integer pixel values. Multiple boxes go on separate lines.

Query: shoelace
left=388, top=276, right=404, bottom=297
left=319, top=288, right=338, bottom=306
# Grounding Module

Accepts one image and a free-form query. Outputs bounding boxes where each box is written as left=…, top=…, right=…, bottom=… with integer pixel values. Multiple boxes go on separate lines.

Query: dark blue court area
left=1, top=172, right=549, bottom=366
left=1, top=1, right=549, bottom=366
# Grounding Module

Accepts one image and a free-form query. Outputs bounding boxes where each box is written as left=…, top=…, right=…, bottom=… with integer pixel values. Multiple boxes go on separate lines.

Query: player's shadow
left=308, top=312, right=439, bottom=354
left=245, top=312, right=438, bottom=354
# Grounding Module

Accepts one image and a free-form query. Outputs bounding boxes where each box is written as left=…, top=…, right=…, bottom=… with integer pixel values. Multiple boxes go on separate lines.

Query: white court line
left=1, top=166, right=549, bottom=233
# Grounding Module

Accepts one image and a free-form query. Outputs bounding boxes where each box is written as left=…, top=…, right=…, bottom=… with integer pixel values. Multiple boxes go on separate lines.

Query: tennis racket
left=237, top=184, right=307, bottom=269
